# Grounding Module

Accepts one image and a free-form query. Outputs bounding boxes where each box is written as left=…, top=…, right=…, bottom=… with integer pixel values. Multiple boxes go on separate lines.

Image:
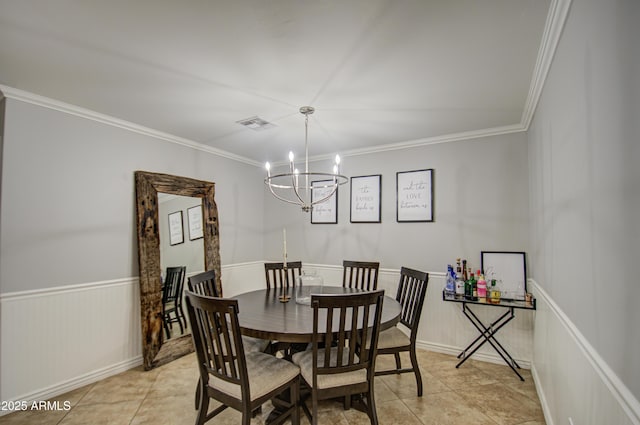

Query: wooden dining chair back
left=342, top=260, right=379, bottom=291
left=187, top=270, right=219, bottom=297
left=162, top=266, right=187, bottom=338
left=264, top=261, right=303, bottom=289
left=185, top=291, right=300, bottom=425
left=374, top=266, right=429, bottom=396
left=292, top=290, right=385, bottom=425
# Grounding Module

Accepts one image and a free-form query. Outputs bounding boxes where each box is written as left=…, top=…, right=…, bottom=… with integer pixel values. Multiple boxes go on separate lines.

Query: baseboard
left=416, top=340, right=531, bottom=369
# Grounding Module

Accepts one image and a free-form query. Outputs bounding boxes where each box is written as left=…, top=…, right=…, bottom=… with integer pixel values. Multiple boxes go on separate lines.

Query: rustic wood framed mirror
left=135, top=171, right=222, bottom=370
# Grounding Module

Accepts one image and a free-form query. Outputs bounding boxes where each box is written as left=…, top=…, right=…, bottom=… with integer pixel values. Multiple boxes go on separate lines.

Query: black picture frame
left=396, top=168, right=434, bottom=222
left=311, top=180, right=338, bottom=224
left=481, top=251, right=527, bottom=300
left=187, top=205, right=204, bottom=240
left=350, top=174, right=381, bottom=223
left=167, top=210, right=184, bottom=246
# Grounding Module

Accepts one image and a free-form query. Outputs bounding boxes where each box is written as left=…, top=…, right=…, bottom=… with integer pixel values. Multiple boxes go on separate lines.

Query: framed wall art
left=187, top=205, right=204, bottom=240
left=481, top=251, right=527, bottom=300
left=311, top=180, right=338, bottom=224
left=350, top=174, right=381, bottom=223
left=396, top=168, right=434, bottom=222
left=167, top=210, right=184, bottom=246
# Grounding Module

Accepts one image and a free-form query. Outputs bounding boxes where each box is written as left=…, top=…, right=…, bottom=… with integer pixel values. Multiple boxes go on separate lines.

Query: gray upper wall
left=263, top=131, right=530, bottom=273
left=0, top=97, right=264, bottom=292
left=528, top=0, right=639, bottom=398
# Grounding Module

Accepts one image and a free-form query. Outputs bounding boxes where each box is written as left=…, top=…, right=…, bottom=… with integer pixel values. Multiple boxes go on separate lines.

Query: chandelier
left=264, top=106, right=348, bottom=212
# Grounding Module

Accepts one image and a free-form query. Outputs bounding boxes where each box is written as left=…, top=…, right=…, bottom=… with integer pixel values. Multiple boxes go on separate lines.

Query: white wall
left=528, top=0, right=640, bottom=423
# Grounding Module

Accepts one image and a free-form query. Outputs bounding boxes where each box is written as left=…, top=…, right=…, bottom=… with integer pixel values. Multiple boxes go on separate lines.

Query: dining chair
left=373, top=266, right=429, bottom=396
left=188, top=269, right=270, bottom=353
left=187, top=269, right=219, bottom=297
left=292, top=290, right=385, bottom=425
left=187, top=270, right=270, bottom=412
left=264, top=261, right=303, bottom=289
left=185, top=291, right=301, bottom=425
left=162, top=266, right=187, bottom=338
left=342, top=260, right=379, bottom=291
left=264, top=261, right=304, bottom=356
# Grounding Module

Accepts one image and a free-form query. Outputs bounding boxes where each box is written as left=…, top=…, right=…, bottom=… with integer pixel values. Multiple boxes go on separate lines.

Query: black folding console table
left=442, top=291, right=536, bottom=381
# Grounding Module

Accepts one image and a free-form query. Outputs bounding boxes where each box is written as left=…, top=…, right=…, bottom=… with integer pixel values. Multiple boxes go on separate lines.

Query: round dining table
left=232, top=285, right=401, bottom=343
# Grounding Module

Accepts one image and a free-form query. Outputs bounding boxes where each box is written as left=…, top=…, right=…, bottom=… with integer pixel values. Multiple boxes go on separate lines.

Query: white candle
left=283, top=228, right=287, bottom=263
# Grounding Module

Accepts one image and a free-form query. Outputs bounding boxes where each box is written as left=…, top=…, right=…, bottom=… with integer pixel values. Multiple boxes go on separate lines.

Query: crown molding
left=0, top=85, right=262, bottom=167
left=520, top=0, right=573, bottom=130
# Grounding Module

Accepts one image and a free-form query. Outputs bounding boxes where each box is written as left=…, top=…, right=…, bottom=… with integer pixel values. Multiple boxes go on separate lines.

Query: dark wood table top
left=233, top=286, right=402, bottom=343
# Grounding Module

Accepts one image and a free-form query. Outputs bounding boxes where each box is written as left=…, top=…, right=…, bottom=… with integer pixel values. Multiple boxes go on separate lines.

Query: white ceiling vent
left=236, top=116, right=275, bottom=131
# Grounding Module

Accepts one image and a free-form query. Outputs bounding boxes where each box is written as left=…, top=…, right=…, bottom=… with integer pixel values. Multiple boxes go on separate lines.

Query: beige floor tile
left=58, top=400, right=141, bottom=425
left=0, top=408, right=68, bottom=425
left=130, top=394, right=198, bottom=425
left=403, top=391, right=499, bottom=425
left=372, top=378, right=399, bottom=403
left=457, top=383, right=545, bottom=425
left=77, top=367, right=158, bottom=405
left=379, top=368, right=451, bottom=398
left=428, top=363, right=498, bottom=391
left=146, top=364, right=200, bottom=399
left=343, top=398, right=422, bottom=425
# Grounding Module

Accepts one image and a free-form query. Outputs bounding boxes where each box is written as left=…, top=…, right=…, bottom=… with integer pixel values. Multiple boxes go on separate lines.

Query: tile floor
left=2, top=349, right=546, bottom=425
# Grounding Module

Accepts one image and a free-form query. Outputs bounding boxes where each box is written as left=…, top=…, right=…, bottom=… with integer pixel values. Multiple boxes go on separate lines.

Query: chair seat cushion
left=375, top=326, right=411, bottom=349
left=292, top=348, right=366, bottom=390
left=242, top=336, right=270, bottom=353
left=209, top=352, right=299, bottom=401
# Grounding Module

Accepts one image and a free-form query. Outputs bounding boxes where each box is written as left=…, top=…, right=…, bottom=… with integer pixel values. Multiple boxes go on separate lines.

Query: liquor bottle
left=469, top=270, right=477, bottom=300
left=462, top=259, right=468, bottom=281
left=489, top=279, right=501, bottom=303
left=455, top=270, right=465, bottom=298
left=464, top=273, right=472, bottom=300
left=445, top=265, right=455, bottom=295
left=476, top=270, right=487, bottom=300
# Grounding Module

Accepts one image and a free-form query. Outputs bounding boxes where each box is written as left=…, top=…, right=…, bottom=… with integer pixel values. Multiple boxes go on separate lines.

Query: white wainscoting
left=530, top=280, right=640, bottom=425
left=0, top=278, right=143, bottom=406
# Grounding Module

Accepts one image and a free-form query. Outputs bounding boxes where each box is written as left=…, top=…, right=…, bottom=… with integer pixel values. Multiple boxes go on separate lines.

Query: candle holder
left=278, top=294, right=291, bottom=303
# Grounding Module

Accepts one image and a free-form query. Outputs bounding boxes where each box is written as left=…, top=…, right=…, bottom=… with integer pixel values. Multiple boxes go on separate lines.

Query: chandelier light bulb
left=288, top=151, right=295, bottom=162
left=335, top=154, right=341, bottom=165
left=333, top=164, right=338, bottom=174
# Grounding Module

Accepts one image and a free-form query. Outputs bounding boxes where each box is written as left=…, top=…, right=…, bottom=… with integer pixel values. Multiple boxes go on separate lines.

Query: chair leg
left=367, top=386, right=379, bottom=425
left=311, top=393, right=319, bottom=425
left=394, top=352, right=402, bottom=371
left=409, top=348, right=423, bottom=397
left=195, top=388, right=210, bottom=425
left=163, top=315, right=171, bottom=339
left=290, top=377, right=300, bottom=425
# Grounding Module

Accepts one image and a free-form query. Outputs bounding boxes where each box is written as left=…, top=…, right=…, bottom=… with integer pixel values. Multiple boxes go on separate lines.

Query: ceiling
left=0, top=0, right=552, bottom=166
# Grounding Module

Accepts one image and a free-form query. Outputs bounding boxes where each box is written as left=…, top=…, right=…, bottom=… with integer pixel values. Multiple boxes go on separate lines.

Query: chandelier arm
left=290, top=173, right=307, bottom=206
left=265, top=179, right=311, bottom=206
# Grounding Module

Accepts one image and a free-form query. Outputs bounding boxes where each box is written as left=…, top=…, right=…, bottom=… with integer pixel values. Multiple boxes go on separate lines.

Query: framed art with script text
left=396, top=169, right=434, bottom=222
left=350, top=174, right=381, bottom=223
left=311, top=180, right=338, bottom=224
left=168, top=210, right=184, bottom=246
left=187, top=205, right=204, bottom=240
